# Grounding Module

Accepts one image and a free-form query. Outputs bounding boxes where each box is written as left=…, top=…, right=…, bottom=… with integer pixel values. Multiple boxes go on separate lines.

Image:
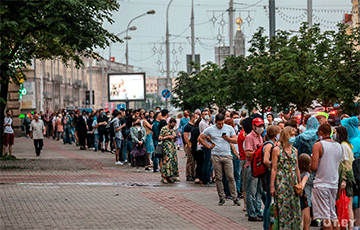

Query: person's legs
left=202, top=147, right=212, bottom=184
left=233, top=158, right=241, bottom=195
left=39, top=139, right=43, bottom=151
left=194, top=150, right=204, bottom=181
left=115, top=138, right=122, bottom=162
left=185, top=145, right=194, bottom=180
left=302, top=207, right=311, bottom=230
left=263, top=171, right=272, bottom=230
left=34, top=140, right=40, bottom=156
left=211, top=155, right=225, bottom=201
left=104, top=130, right=109, bottom=151
left=93, top=134, right=98, bottom=151
left=246, top=168, right=260, bottom=218
left=223, top=155, right=237, bottom=200
left=98, top=130, right=104, bottom=150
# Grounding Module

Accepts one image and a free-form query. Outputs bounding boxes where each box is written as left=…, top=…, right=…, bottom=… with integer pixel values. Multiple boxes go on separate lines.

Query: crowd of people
left=4, top=106, right=360, bottom=230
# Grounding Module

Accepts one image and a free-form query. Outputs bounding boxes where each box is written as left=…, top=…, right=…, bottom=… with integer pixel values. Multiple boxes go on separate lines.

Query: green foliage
left=0, top=0, right=121, bottom=85
left=172, top=23, right=360, bottom=115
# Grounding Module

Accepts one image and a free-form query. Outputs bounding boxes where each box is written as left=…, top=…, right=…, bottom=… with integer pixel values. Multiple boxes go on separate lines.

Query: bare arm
left=183, top=132, right=191, bottom=146
left=198, top=133, right=215, bottom=149
left=263, top=144, right=272, bottom=168
left=230, top=144, right=240, bottom=160
left=270, top=147, right=280, bottom=196
left=223, top=134, right=238, bottom=144
left=294, top=149, right=301, bottom=183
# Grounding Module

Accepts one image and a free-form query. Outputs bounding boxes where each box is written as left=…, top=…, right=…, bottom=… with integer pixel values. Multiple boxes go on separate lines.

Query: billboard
left=21, top=81, right=36, bottom=109
left=108, top=73, right=146, bottom=101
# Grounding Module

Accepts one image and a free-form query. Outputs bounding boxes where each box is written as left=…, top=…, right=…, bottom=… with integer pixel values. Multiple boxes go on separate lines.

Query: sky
left=97, top=0, right=353, bottom=77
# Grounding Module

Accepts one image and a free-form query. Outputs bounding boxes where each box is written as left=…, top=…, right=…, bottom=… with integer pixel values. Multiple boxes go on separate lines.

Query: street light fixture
left=109, top=27, right=137, bottom=67
left=125, top=10, right=156, bottom=72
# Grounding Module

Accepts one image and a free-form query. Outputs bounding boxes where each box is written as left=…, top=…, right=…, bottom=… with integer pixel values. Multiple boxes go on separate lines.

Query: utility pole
left=191, top=0, right=195, bottom=64
left=307, top=0, right=312, bottom=28
left=229, top=0, right=234, bottom=55
left=166, top=0, right=174, bottom=109
left=40, top=60, right=44, bottom=112
left=269, top=0, right=275, bottom=39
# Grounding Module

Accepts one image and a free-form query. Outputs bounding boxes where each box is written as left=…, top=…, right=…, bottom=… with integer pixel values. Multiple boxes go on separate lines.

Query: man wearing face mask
left=311, top=123, right=344, bottom=230
left=244, top=118, right=265, bottom=221
left=199, top=109, right=213, bottom=185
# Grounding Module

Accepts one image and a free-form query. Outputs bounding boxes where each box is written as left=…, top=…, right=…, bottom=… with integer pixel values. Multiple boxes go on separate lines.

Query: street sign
left=162, top=89, right=171, bottom=99
left=117, top=104, right=126, bottom=110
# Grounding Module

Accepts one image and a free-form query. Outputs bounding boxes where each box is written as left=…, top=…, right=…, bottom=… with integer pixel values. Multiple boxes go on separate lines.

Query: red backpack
left=251, top=141, right=274, bottom=178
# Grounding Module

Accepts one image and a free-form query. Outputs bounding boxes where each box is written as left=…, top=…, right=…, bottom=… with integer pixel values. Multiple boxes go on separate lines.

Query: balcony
left=53, top=75, right=63, bottom=84
left=73, top=80, right=82, bottom=88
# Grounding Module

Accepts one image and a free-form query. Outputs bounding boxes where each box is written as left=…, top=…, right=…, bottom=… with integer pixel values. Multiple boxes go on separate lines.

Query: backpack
left=251, top=141, right=274, bottom=178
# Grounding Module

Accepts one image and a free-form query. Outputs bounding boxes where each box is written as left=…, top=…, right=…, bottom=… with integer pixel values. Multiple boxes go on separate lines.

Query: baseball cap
left=317, top=112, right=329, bottom=119
left=252, top=118, right=264, bottom=126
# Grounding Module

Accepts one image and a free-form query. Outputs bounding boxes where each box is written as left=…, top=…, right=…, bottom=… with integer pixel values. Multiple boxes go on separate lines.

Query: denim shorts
left=115, top=138, right=122, bottom=149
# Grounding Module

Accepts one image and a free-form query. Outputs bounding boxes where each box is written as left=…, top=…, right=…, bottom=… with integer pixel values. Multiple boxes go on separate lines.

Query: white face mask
left=255, top=127, right=264, bottom=134
left=319, top=136, right=323, bottom=140
left=204, top=115, right=210, bottom=120
left=275, top=133, right=280, bottom=141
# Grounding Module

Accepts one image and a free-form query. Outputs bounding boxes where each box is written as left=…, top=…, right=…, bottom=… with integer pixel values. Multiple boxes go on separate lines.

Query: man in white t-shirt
left=3, top=109, right=14, bottom=156
left=30, top=112, right=46, bottom=157
left=198, top=113, right=240, bottom=206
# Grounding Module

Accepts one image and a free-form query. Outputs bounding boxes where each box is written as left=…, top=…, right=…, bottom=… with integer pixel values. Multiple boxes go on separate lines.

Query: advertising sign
left=108, top=73, right=146, bottom=101
left=21, top=81, right=36, bottom=109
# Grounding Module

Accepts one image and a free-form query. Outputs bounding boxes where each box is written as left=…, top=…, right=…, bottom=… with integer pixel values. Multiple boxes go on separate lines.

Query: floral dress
left=271, top=147, right=301, bottom=230
left=160, top=126, right=179, bottom=178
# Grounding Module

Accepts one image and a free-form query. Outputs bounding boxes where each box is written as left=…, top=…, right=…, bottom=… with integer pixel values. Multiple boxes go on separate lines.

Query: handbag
left=336, top=189, right=350, bottom=229
left=154, top=142, right=165, bottom=158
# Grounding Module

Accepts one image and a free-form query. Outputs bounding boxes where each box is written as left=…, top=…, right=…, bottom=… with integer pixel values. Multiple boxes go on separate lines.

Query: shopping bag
left=336, top=189, right=350, bottom=229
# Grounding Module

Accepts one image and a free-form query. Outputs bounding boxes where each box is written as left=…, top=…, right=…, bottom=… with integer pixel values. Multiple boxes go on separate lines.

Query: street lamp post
left=166, top=0, right=174, bottom=109
left=125, top=10, right=156, bottom=73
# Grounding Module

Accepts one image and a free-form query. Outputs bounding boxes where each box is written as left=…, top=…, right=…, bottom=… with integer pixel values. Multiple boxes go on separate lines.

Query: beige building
left=20, top=58, right=133, bottom=113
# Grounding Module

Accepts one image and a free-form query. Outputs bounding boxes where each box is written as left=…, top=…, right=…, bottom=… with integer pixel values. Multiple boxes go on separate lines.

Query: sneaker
left=137, top=168, right=141, bottom=172
left=233, top=199, right=241, bottom=206
left=115, top=161, right=123, bottom=165
left=248, top=216, right=263, bottom=222
left=145, top=168, right=153, bottom=172
left=153, top=169, right=159, bottom=173
left=124, top=159, right=128, bottom=163
left=218, top=199, right=225, bottom=206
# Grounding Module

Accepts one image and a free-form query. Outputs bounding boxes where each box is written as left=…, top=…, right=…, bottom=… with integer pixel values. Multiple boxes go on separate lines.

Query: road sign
left=162, top=89, right=171, bottom=99
left=117, top=104, right=126, bottom=110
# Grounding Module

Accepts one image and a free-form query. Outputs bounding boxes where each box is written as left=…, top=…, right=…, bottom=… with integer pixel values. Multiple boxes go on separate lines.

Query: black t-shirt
left=97, top=115, right=108, bottom=131
left=190, top=126, right=200, bottom=153
left=183, top=123, right=194, bottom=134
left=159, top=119, right=167, bottom=132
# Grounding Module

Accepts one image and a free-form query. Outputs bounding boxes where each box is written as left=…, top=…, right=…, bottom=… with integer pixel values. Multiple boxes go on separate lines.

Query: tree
left=0, top=0, right=122, bottom=156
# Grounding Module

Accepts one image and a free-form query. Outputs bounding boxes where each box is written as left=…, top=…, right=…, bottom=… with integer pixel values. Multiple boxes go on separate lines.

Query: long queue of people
left=4, top=106, right=360, bottom=230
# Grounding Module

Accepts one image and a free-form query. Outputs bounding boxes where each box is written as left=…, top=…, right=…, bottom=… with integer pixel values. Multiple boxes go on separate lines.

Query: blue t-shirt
left=179, top=117, right=190, bottom=134
left=202, top=124, right=235, bottom=156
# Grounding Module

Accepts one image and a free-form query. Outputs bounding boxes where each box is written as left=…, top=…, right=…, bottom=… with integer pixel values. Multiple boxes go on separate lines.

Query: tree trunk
left=0, top=81, right=9, bottom=157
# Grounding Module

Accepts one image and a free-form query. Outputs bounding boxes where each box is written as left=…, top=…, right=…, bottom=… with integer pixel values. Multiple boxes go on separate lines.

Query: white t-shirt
left=4, top=117, right=14, bottom=134
left=202, top=124, right=236, bottom=156
left=30, top=120, right=45, bottom=140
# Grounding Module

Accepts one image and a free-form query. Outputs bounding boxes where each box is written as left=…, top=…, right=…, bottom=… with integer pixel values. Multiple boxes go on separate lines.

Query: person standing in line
left=140, top=111, right=154, bottom=171
left=270, top=126, right=302, bottom=229
left=113, top=111, right=125, bottom=165
left=92, top=111, right=99, bottom=152
left=183, top=113, right=196, bottom=181
left=3, top=109, right=14, bottom=156
left=152, top=112, right=162, bottom=173
left=199, top=109, right=212, bottom=185
left=56, top=114, right=63, bottom=141
left=87, top=113, right=95, bottom=150
left=198, top=113, right=241, bottom=206
left=190, top=118, right=203, bottom=184
left=175, top=113, right=184, bottom=150
left=311, top=124, right=344, bottom=230
left=179, top=110, right=190, bottom=144
left=245, top=117, right=265, bottom=221
left=97, top=110, right=109, bottom=152
left=159, top=118, right=178, bottom=183
left=30, top=112, right=46, bottom=157
left=77, top=111, right=88, bottom=150
left=43, top=108, right=52, bottom=138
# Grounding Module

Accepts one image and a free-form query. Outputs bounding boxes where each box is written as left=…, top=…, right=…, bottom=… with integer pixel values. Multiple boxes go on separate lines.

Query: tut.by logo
left=321, top=219, right=357, bottom=228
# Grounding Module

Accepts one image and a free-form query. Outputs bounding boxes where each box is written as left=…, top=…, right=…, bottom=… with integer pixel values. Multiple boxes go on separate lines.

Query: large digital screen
left=108, top=73, right=146, bottom=101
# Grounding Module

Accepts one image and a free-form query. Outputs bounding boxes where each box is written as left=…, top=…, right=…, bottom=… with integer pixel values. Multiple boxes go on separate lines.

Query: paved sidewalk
left=1, top=137, right=263, bottom=229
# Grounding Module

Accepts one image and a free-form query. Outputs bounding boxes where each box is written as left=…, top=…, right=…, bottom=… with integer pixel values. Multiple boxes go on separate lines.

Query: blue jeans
left=63, top=127, right=72, bottom=144
left=121, top=138, right=132, bottom=162
left=263, top=171, right=271, bottom=230
left=202, top=147, right=212, bottom=184
left=94, top=134, right=99, bottom=150
left=71, top=128, right=76, bottom=143
left=246, top=167, right=263, bottom=218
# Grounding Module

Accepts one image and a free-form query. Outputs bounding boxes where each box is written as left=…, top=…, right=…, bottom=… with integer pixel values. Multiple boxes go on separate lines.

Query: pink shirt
left=56, top=118, right=64, bottom=132
left=244, top=130, right=263, bottom=153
